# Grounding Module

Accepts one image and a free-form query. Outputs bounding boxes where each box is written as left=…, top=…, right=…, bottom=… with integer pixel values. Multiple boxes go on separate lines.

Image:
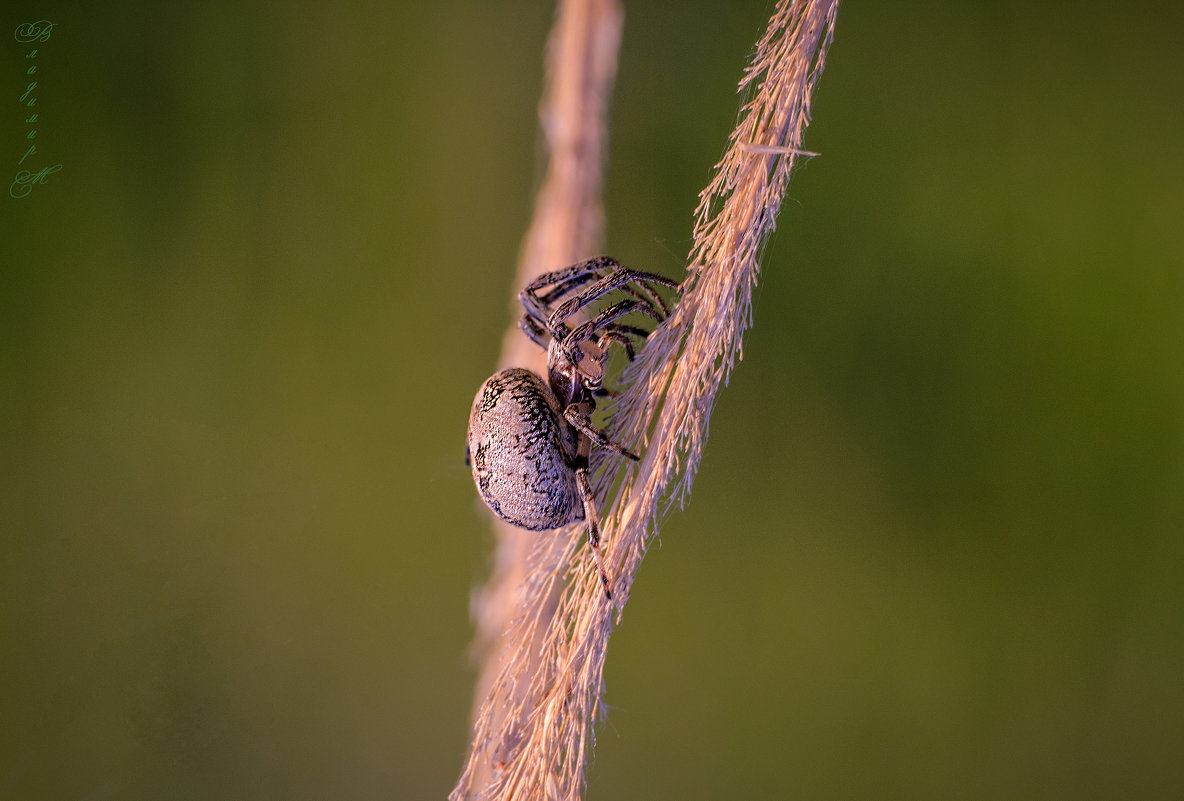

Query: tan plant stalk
left=453, top=0, right=839, bottom=799
left=459, top=0, right=624, bottom=796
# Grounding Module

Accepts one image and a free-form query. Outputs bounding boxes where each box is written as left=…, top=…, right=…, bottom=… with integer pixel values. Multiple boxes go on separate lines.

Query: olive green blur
left=2, top=1, right=1181, bottom=799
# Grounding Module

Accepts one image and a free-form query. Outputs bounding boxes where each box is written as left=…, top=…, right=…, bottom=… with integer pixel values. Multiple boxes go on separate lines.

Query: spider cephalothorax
left=466, top=256, right=678, bottom=599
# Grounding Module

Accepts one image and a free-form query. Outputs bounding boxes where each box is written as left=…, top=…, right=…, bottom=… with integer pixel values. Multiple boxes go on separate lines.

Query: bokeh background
left=2, top=1, right=1182, bottom=799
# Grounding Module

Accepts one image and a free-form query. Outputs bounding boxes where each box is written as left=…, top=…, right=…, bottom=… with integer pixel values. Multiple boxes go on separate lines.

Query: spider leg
left=518, top=313, right=551, bottom=350
left=574, top=466, right=612, bottom=600
left=558, top=300, right=665, bottom=366
left=519, top=256, right=623, bottom=333
left=519, top=290, right=556, bottom=341
left=608, top=276, right=677, bottom=318
left=535, top=269, right=609, bottom=307
left=563, top=404, right=639, bottom=461
left=536, top=256, right=676, bottom=312
left=597, top=331, right=635, bottom=361
left=520, top=256, right=622, bottom=299
left=549, top=268, right=679, bottom=329
left=599, top=323, right=650, bottom=339
left=594, top=323, right=652, bottom=361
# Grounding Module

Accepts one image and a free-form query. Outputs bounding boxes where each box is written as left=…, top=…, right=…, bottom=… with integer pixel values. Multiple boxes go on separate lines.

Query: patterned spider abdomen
left=467, top=367, right=583, bottom=531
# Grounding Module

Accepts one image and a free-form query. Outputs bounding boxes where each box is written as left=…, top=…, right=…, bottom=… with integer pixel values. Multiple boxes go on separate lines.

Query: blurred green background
left=2, top=1, right=1181, bottom=799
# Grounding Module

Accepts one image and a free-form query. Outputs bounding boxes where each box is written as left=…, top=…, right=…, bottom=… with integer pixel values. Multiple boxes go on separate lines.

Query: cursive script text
left=10, top=19, right=62, bottom=198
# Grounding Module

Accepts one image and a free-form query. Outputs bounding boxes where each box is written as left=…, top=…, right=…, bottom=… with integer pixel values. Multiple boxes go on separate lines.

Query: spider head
left=546, top=337, right=605, bottom=407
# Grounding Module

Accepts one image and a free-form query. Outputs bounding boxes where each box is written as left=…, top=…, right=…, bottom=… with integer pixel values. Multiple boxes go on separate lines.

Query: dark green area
left=2, top=1, right=1181, bottom=799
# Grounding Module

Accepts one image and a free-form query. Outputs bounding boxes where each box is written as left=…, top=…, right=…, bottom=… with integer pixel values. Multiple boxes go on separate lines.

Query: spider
left=466, top=256, right=679, bottom=599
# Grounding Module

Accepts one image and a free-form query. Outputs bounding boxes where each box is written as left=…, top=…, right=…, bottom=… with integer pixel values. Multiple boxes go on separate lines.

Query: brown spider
left=466, top=256, right=678, bottom=599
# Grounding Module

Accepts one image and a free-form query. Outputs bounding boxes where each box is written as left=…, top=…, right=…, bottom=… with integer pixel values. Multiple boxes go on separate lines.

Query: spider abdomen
left=467, top=367, right=583, bottom=531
